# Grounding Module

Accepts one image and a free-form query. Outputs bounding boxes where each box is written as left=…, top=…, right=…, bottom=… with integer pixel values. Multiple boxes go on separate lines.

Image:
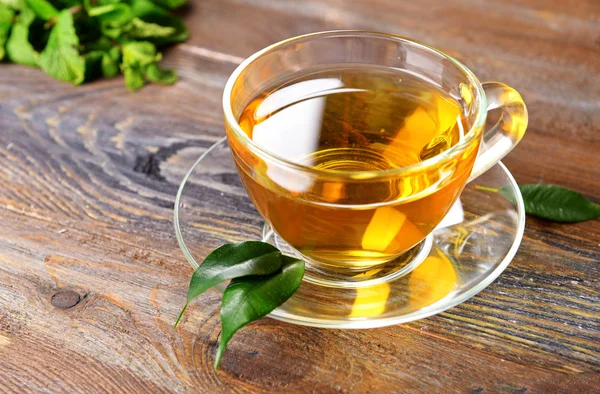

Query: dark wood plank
left=1, top=0, right=599, bottom=392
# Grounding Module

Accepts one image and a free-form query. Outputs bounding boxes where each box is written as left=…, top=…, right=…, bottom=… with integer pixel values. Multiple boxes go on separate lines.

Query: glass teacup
left=222, top=31, right=527, bottom=283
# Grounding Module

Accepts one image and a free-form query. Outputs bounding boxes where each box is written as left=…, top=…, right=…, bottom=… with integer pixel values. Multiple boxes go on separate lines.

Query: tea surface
left=239, top=66, right=465, bottom=171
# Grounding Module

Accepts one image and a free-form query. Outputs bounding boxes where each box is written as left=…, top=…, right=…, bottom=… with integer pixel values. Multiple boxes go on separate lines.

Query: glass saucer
left=174, top=138, right=525, bottom=329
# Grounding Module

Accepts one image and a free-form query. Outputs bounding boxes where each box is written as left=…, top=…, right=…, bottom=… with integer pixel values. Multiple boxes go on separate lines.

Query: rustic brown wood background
left=1, top=0, right=599, bottom=392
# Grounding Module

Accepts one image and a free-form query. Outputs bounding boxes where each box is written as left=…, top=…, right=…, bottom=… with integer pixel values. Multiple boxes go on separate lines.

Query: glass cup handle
left=468, top=82, right=528, bottom=182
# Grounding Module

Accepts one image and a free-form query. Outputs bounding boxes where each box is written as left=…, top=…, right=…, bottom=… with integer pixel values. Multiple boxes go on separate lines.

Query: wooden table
left=1, top=0, right=599, bottom=392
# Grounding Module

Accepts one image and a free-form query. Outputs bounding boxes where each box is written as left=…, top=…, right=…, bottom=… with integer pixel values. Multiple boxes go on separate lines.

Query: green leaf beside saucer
left=502, top=184, right=600, bottom=223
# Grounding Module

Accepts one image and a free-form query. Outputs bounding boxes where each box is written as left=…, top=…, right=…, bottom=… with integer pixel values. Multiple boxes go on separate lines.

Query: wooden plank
left=0, top=0, right=599, bottom=392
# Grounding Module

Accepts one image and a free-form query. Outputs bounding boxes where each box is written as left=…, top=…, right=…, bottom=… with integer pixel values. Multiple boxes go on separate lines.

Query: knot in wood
left=51, top=290, right=81, bottom=309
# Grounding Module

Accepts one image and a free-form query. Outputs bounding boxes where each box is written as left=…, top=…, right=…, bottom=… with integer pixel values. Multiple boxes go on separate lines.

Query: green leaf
left=0, top=0, right=24, bottom=10
left=53, top=0, right=82, bottom=7
left=39, top=10, right=85, bottom=84
left=121, top=40, right=177, bottom=90
left=70, top=11, right=101, bottom=45
left=83, top=41, right=119, bottom=80
left=130, top=0, right=187, bottom=44
left=174, top=241, right=285, bottom=327
left=101, top=46, right=120, bottom=76
left=84, top=35, right=112, bottom=51
left=87, top=3, right=133, bottom=38
left=122, top=40, right=159, bottom=64
left=83, top=49, right=102, bottom=81
left=521, top=184, right=600, bottom=223
left=121, top=41, right=157, bottom=90
left=81, top=0, right=119, bottom=12
left=147, top=0, right=186, bottom=10
left=25, top=0, right=58, bottom=20
left=0, top=4, right=14, bottom=61
left=88, top=3, right=132, bottom=23
left=502, top=184, right=600, bottom=223
left=123, top=67, right=145, bottom=90
left=123, top=17, right=175, bottom=39
left=98, top=23, right=121, bottom=39
left=95, top=0, right=121, bottom=5
left=144, top=61, right=176, bottom=84
left=6, top=6, right=39, bottom=67
left=216, top=257, right=304, bottom=370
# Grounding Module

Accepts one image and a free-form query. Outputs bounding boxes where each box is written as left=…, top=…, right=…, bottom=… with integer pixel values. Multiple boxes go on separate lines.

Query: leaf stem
left=214, top=346, right=224, bottom=370
left=173, top=303, right=188, bottom=328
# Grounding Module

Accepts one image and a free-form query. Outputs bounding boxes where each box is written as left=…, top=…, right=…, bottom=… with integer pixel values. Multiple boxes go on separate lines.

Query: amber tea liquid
left=232, top=66, right=478, bottom=268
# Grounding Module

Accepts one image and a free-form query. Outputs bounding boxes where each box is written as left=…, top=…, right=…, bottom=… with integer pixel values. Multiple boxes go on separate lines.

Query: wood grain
left=1, top=0, right=599, bottom=392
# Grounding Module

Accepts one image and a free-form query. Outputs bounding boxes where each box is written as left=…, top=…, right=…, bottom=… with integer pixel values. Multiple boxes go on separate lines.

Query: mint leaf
left=145, top=62, right=176, bottom=85
left=215, top=257, right=304, bottom=370
left=101, top=46, right=120, bottom=77
left=53, top=0, right=81, bottom=7
left=89, top=0, right=179, bottom=42
left=88, top=3, right=132, bottom=23
left=121, top=40, right=174, bottom=90
left=0, top=4, right=14, bottom=60
left=84, top=35, right=113, bottom=51
left=87, top=3, right=133, bottom=38
left=83, top=39, right=120, bottom=80
left=3, top=0, right=186, bottom=90
left=84, top=49, right=102, bottom=81
left=123, top=17, right=175, bottom=39
left=123, top=67, right=144, bottom=90
left=0, top=0, right=24, bottom=10
left=148, top=0, right=186, bottom=10
left=92, top=0, right=121, bottom=5
left=39, top=10, right=85, bottom=85
left=130, top=0, right=187, bottom=44
left=25, top=0, right=58, bottom=20
left=6, top=6, right=39, bottom=67
left=122, top=40, right=159, bottom=64
left=121, top=41, right=155, bottom=90
left=82, top=0, right=121, bottom=13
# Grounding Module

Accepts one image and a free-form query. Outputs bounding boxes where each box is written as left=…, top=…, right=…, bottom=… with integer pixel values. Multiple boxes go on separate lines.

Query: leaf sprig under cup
left=0, top=0, right=188, bottom=90
left=174, top=241, right=305, bottom=370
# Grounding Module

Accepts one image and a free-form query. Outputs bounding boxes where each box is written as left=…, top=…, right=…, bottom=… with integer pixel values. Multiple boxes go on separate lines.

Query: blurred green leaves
left=6, top=6, right=39, bottom=66
left=1, top=0, right=188, bottom=90
left=39, top=10, right=85, bottom=84
left=121, top=40, right=175, bottom=90
left=26, top=0, right=58, bottom=20
left=0, top=4, right=15, bottom=60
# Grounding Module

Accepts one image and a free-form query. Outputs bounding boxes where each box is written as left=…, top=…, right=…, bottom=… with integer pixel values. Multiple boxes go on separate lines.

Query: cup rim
left=222, top=30, right=487, bottom=180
